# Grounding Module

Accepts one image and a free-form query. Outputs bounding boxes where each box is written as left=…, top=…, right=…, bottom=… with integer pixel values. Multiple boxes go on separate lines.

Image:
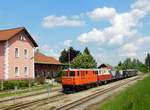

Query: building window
left=20, top=35, right=24, bottom=40
left=15, top=48, right=19, bottom=58
left=24, top=49, right=28, bottom=59
left=15, top=67, right=19, bottom=76
left=24, top=67, right=28, bottom=75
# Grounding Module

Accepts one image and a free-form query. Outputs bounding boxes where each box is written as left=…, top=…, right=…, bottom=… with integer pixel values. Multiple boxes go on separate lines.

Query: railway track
left=1, top=75, right=144, bottom=110
left=0, top=88, right=61, bottom=104
left=55, top=76, right=141, bottom=110
left=0, top=92, right=65, bottom=110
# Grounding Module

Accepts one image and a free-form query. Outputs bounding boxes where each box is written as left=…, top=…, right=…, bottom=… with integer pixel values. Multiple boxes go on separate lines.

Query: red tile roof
left=34, top=52, right=62, bottom=65
left=0, top=27, right=38, bottom=47
left=98, top=64, right=113, bottom=69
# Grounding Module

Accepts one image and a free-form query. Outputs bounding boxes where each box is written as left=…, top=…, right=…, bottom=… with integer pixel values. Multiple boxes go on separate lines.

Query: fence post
left=28, top=79, right=31, bottom=91
left=1, top=80, right=4, bottom=91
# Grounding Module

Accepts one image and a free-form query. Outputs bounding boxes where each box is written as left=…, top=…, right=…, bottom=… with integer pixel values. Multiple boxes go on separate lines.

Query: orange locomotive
left=62, top=68, right=112, bottom=93
left=62, top=69, right=97, bottom=92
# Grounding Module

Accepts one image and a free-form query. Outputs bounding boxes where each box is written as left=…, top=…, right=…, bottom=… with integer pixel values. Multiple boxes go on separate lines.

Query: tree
left=116, top=58, right=148, bottom=73
left=71, top=47, right=97, bottom=68
left=59, top=47, right=80, bottom=63
left=59, top=49, right=68, bottom=63
left=138, top=64, right=148, bottom=73
left=145, top=53, right=150, bottom=71
left=83, top=47, right=90, bottom=55
left=116, top=61, right=124, bottom=70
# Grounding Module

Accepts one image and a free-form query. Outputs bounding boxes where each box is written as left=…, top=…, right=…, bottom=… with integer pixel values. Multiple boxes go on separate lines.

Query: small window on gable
left=20, top=35, right=24, bottom=40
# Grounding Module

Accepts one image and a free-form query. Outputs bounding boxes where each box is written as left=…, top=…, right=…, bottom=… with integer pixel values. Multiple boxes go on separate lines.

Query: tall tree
left=83, top=47, right=90, bottom=55
left=71, top=47, right=97, bottom=68
left=145, top=53, right=150, bottom=71
left=59, top=47, right=80, bottom=63
left=71, top=52, right=97, bottom=68
left=59, top=49, right=68, bottom=63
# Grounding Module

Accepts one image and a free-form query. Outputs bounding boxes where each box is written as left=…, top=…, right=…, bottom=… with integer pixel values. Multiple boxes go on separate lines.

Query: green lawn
left=99, top=76, right=150, bottom=110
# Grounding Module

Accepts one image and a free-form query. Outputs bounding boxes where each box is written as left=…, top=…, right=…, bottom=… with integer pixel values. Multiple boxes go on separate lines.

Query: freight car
left=61, top=68, right=137, bottom=93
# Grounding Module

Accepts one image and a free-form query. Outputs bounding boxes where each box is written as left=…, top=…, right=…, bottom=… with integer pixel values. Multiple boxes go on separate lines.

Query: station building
left=0, top=27, right=38, bottom=80
left=98, top=64, right=113, bottom=70
left=34, top=52, right=64, bottom=79
left=0, top=27, right=64, bottom=81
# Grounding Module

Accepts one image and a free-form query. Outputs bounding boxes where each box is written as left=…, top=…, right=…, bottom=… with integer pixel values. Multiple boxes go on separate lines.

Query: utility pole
left=68, top=47, right=71, bottom=69
left=148, top=60, right=150, bottom=72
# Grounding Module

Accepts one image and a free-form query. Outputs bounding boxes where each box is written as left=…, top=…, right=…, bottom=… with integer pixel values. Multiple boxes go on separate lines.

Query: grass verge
left=0, top=83, right=61, bottom=99
left=99, top=76, right=150, bottom=110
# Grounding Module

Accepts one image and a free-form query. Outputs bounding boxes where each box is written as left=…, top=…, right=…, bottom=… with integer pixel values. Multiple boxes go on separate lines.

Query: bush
left=55, top=71, right=62, bottom=83
left=35, top=77, right=45, bottom=85
left=2, top=79, right=35, bottom=90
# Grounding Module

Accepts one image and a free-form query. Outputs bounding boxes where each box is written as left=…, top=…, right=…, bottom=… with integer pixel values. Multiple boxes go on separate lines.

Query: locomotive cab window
left=96, top=71, right=98, bottom=74
left=77, top=71, right=80, bottom=76
left=62, top=71, right=68, bottom=76
left=69, top=71, right=75, bottom=76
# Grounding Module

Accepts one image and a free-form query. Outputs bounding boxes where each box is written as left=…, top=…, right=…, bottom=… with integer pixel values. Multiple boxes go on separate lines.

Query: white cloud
left=42, top=15, right=85, bottom=28
left=78, top=10, right=139, bottom=45
left=64, top=40, right=72, bottom=47
left=78, top=0, right=150, bottom=46
left=78, top=28, right=105, bottom=44
left=131, top=0, right=150, bottom=13
left=40, top=44, right=59, bottom=59
left=121, top=43, right=138, bottom=57
left=137, top=36, right=150, bottom=44
left=87, top=7, right=117, bottom=21
left=120, top=36, right=150, bottom=57
left=122, top=43, right=138, bottom=52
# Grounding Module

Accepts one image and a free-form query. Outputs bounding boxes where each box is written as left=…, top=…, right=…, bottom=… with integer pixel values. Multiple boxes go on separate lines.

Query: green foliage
left=71, top=49, right=97, bottom=68
left=116, top=58, right=148, bottom=73
left=145, top=53, right=150, bottom=71
left=3, top=80, right=35, bottom=90
left=99, top=76, right=150, bottom=110
left=59, top=47, right=80, bottom=63
left=55, top=71, right=62, bottom=83
left=138, top=64, right=148, bottom=73
left=59, top=49, right=68, bottom=63
left=83, top=47, right=90, bottom=55
left=35, top=77, right=45, bottom=85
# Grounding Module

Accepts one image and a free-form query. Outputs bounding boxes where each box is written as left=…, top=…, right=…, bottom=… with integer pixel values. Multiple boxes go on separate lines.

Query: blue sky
left=0, top=0, right=150, bottom=65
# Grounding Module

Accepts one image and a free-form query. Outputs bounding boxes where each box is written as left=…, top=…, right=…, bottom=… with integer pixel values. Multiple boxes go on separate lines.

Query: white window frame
left=24, top=66, right=29, bottom=76
left=20, top=35, right=23, bottom=40
left=15, top=48, right=19, bottom=58
left=15, top=67, right=19, bottom=77
left=24, top=49, right=28, bottom=59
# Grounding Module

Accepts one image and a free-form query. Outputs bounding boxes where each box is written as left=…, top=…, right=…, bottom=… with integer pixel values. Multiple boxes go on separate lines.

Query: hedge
left=1, top=79, right=35, bottom=90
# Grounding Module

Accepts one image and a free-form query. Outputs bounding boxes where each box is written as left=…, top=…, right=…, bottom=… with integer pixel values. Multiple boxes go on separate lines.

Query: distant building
left=98, top=64, right=113, bottom=70
left=0, top=27, right=38, bottom=80
left=34, top=52, right=64, bottom=79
